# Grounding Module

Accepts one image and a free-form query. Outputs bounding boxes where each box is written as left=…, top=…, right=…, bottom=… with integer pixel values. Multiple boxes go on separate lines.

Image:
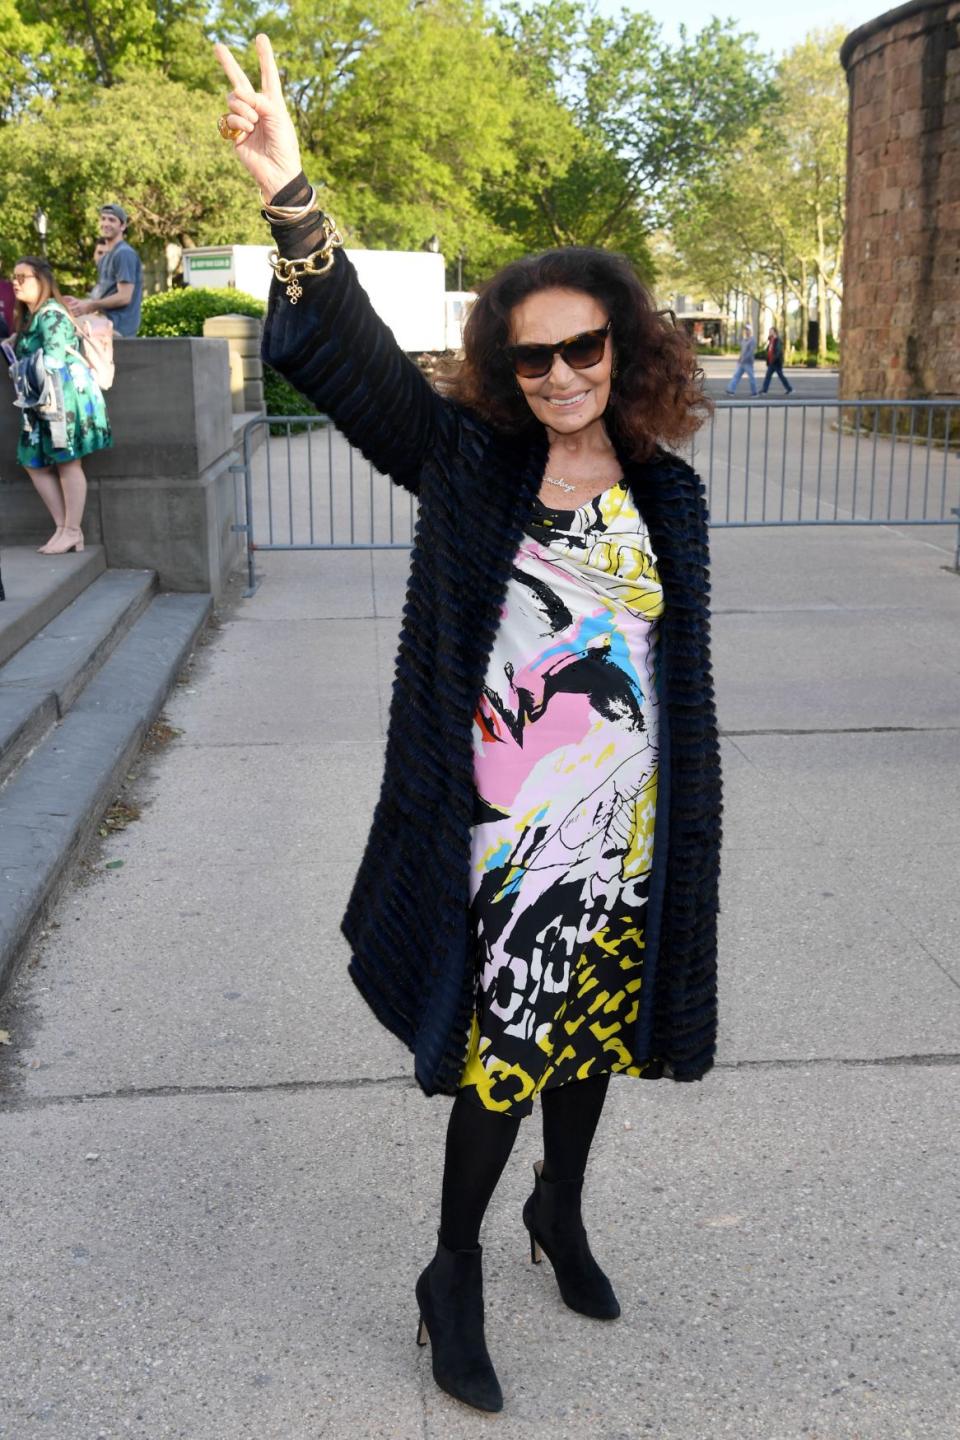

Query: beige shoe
left=37, top=527, right=64, bottom=553
left=43, top=527, right=84, bottom=554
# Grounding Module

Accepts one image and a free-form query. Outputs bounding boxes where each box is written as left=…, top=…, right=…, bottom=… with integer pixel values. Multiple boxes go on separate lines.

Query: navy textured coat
left=262, top=245, right=722, bottom=1098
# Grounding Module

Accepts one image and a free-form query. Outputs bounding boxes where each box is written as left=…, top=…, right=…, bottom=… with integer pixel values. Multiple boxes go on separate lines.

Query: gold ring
left=218, top=114, right=244, bottom=142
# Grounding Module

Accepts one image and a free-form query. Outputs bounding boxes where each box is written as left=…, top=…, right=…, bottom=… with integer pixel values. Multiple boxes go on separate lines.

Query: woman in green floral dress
left=12, top=256, right=112, bottom=554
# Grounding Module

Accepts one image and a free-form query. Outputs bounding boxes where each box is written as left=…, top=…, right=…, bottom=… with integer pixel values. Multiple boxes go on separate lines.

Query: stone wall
left=841, top=0, right=960, bottom=399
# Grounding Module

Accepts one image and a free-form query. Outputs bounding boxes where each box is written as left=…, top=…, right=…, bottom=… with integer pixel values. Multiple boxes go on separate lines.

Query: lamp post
left=456, top=250, right=465, bottom=291
left=33, top=205, right=48, bottom=256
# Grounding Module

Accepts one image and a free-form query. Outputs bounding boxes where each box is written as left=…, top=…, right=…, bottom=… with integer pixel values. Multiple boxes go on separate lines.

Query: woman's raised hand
left=213, top=34, right=303, bottom=202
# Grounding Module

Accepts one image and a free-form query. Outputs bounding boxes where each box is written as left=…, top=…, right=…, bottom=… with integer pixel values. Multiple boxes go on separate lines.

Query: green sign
left=190, top=255, right=232, bottom=271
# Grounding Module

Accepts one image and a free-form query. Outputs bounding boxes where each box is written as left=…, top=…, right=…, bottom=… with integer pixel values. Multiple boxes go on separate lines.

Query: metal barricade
left=233, top=402, right=960, bottom=592
left=232, top=414, right=418, bottom=592
left=690, top=398, right=960, bottom=532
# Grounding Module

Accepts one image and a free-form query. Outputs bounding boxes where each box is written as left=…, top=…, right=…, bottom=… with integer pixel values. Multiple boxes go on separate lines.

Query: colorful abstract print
left=461, top=482, right=664, bottom=1116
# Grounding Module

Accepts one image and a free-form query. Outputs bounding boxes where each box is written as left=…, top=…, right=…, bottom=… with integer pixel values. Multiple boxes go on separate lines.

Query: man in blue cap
left=68, top=203, right=143, bottom=337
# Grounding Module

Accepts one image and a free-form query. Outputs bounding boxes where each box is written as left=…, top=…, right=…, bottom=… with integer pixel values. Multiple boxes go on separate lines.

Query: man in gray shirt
left=725, top=324, right=758, bottom=396
left=68, top=203, right=143, bottom=337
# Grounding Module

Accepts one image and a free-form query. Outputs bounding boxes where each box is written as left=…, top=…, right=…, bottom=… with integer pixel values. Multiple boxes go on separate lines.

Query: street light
left=456, top=250, right=465, bottom=291
left=33, top=205, right=47, bottom=256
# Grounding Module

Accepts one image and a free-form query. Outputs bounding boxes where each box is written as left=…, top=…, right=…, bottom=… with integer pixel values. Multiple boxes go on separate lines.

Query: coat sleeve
left=260, top=176, right=456, bottom=494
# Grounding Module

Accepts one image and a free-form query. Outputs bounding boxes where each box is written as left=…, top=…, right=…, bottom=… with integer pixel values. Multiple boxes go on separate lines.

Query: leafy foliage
left=12, top=0, right=217, bottom=94
left=0, top=73, right=265, bottom=280
left=0, top=0, right=842, bottom=324
left=315, top=0, right=579, bottom=275
left=139, top=284, right=317, bottom=420
left=496, top=3, right=772, bottom=259
left=667, top=29, right=847, bottom=359
left=139, top=285, right=265, bottom=336
left=262, top=366, right=319, bottom=421
left=214, top=0, right=583, bottom=278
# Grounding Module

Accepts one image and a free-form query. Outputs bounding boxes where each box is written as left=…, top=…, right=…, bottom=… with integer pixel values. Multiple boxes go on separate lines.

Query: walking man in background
left=760, top=326, right=793, bottom=395
left=726, top=324, right=758, bottom=396
left=67, top=204, right=143, bottom=337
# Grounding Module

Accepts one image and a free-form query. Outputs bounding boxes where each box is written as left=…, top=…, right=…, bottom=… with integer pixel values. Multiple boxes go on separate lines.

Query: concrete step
left=0, top=569, right=157, bottom=789
left=0, top=545, right=107, bottom=667
left=0, top=591, right=212, bottom=995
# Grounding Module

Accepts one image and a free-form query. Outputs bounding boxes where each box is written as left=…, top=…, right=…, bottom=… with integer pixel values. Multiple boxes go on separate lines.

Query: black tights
left=439, top=1074, right=610, bottom=1251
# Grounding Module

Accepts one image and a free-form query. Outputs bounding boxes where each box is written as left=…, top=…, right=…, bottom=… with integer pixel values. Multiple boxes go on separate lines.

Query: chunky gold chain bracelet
left=268, top=216, right=343, bottom=303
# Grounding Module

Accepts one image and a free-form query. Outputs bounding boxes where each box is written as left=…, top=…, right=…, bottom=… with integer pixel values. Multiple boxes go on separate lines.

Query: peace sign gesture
left=213, top=33, right=302, bottom=202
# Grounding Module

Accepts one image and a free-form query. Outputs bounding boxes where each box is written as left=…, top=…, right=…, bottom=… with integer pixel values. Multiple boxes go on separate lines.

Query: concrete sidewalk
left=1, top=516, right=959, bottom=1439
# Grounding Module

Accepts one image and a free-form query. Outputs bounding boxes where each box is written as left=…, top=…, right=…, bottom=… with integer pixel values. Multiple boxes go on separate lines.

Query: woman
left=760, top=325, right=793, bottom=396
left=216, top=36, right=721, bottom=1415
left=11, top=256, right=112, bottom=554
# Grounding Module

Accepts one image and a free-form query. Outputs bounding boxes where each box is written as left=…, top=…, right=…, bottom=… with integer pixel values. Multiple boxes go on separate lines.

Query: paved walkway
left=2, top=511, right=959, bottom=1438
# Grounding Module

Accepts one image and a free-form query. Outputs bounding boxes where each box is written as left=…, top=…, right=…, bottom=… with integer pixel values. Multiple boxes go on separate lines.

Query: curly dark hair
left=440, top=246, right=711, bottom=461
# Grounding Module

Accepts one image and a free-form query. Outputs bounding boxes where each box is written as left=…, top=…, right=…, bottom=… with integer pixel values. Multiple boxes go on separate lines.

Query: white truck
left=182, top=244, right=472, bottom=352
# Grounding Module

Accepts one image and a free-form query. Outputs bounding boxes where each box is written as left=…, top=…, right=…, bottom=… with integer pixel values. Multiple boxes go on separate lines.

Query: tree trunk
left=816, top=273, right=829, bottom=364
left=80, top=0, right=114, bottom=85
left=814, top=204, right=830, bottom=363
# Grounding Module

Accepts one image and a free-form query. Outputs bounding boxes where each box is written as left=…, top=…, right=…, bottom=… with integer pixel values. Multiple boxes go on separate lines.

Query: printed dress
left=15, top=301, right=112, bottom=468
left=460, top=481, right=663, bottom=1116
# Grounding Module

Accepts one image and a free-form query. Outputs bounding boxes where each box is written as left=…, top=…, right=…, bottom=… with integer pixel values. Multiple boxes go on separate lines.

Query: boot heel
left=529, top=1230, right=543, bottom=1264
left=416, top=1315, right=429, bottom=1347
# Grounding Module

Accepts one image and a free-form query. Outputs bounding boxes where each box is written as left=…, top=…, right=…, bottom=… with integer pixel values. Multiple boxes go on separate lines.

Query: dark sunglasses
left=504, top=321, right=612, bottom=379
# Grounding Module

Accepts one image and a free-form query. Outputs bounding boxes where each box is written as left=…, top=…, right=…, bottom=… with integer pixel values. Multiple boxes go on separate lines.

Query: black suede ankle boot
left=522, top=1159, right=621, bottom=1320
left=415, top=1235, right=504, bottom=1412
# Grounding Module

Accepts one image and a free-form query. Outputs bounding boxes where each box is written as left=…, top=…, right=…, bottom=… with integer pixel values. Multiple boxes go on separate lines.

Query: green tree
left=0, top=0, right=86, bottom=116
left=6, top=0, right=217, bottom=99
left=322, top=0, right=580, bottom=275
left=0, top=0, right=793, bottom=303
left=670, top=127, right=812, bottom=344
left=497, top=2, right=773, bottom=259
left=0, top=73, right=264, bottom=281
left=215, top=0, right=584, bottom=281
left=1, top=0, right=583, bottom=287
left=215, top=0, right=408, bottom=154
left=666, top=28, right=846, bottom=360
left=777, top=29, right=846, bottom=357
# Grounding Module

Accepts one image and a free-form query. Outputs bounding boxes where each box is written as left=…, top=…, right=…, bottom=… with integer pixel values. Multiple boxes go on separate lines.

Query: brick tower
left=840, top=1, right=960, bottom=398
